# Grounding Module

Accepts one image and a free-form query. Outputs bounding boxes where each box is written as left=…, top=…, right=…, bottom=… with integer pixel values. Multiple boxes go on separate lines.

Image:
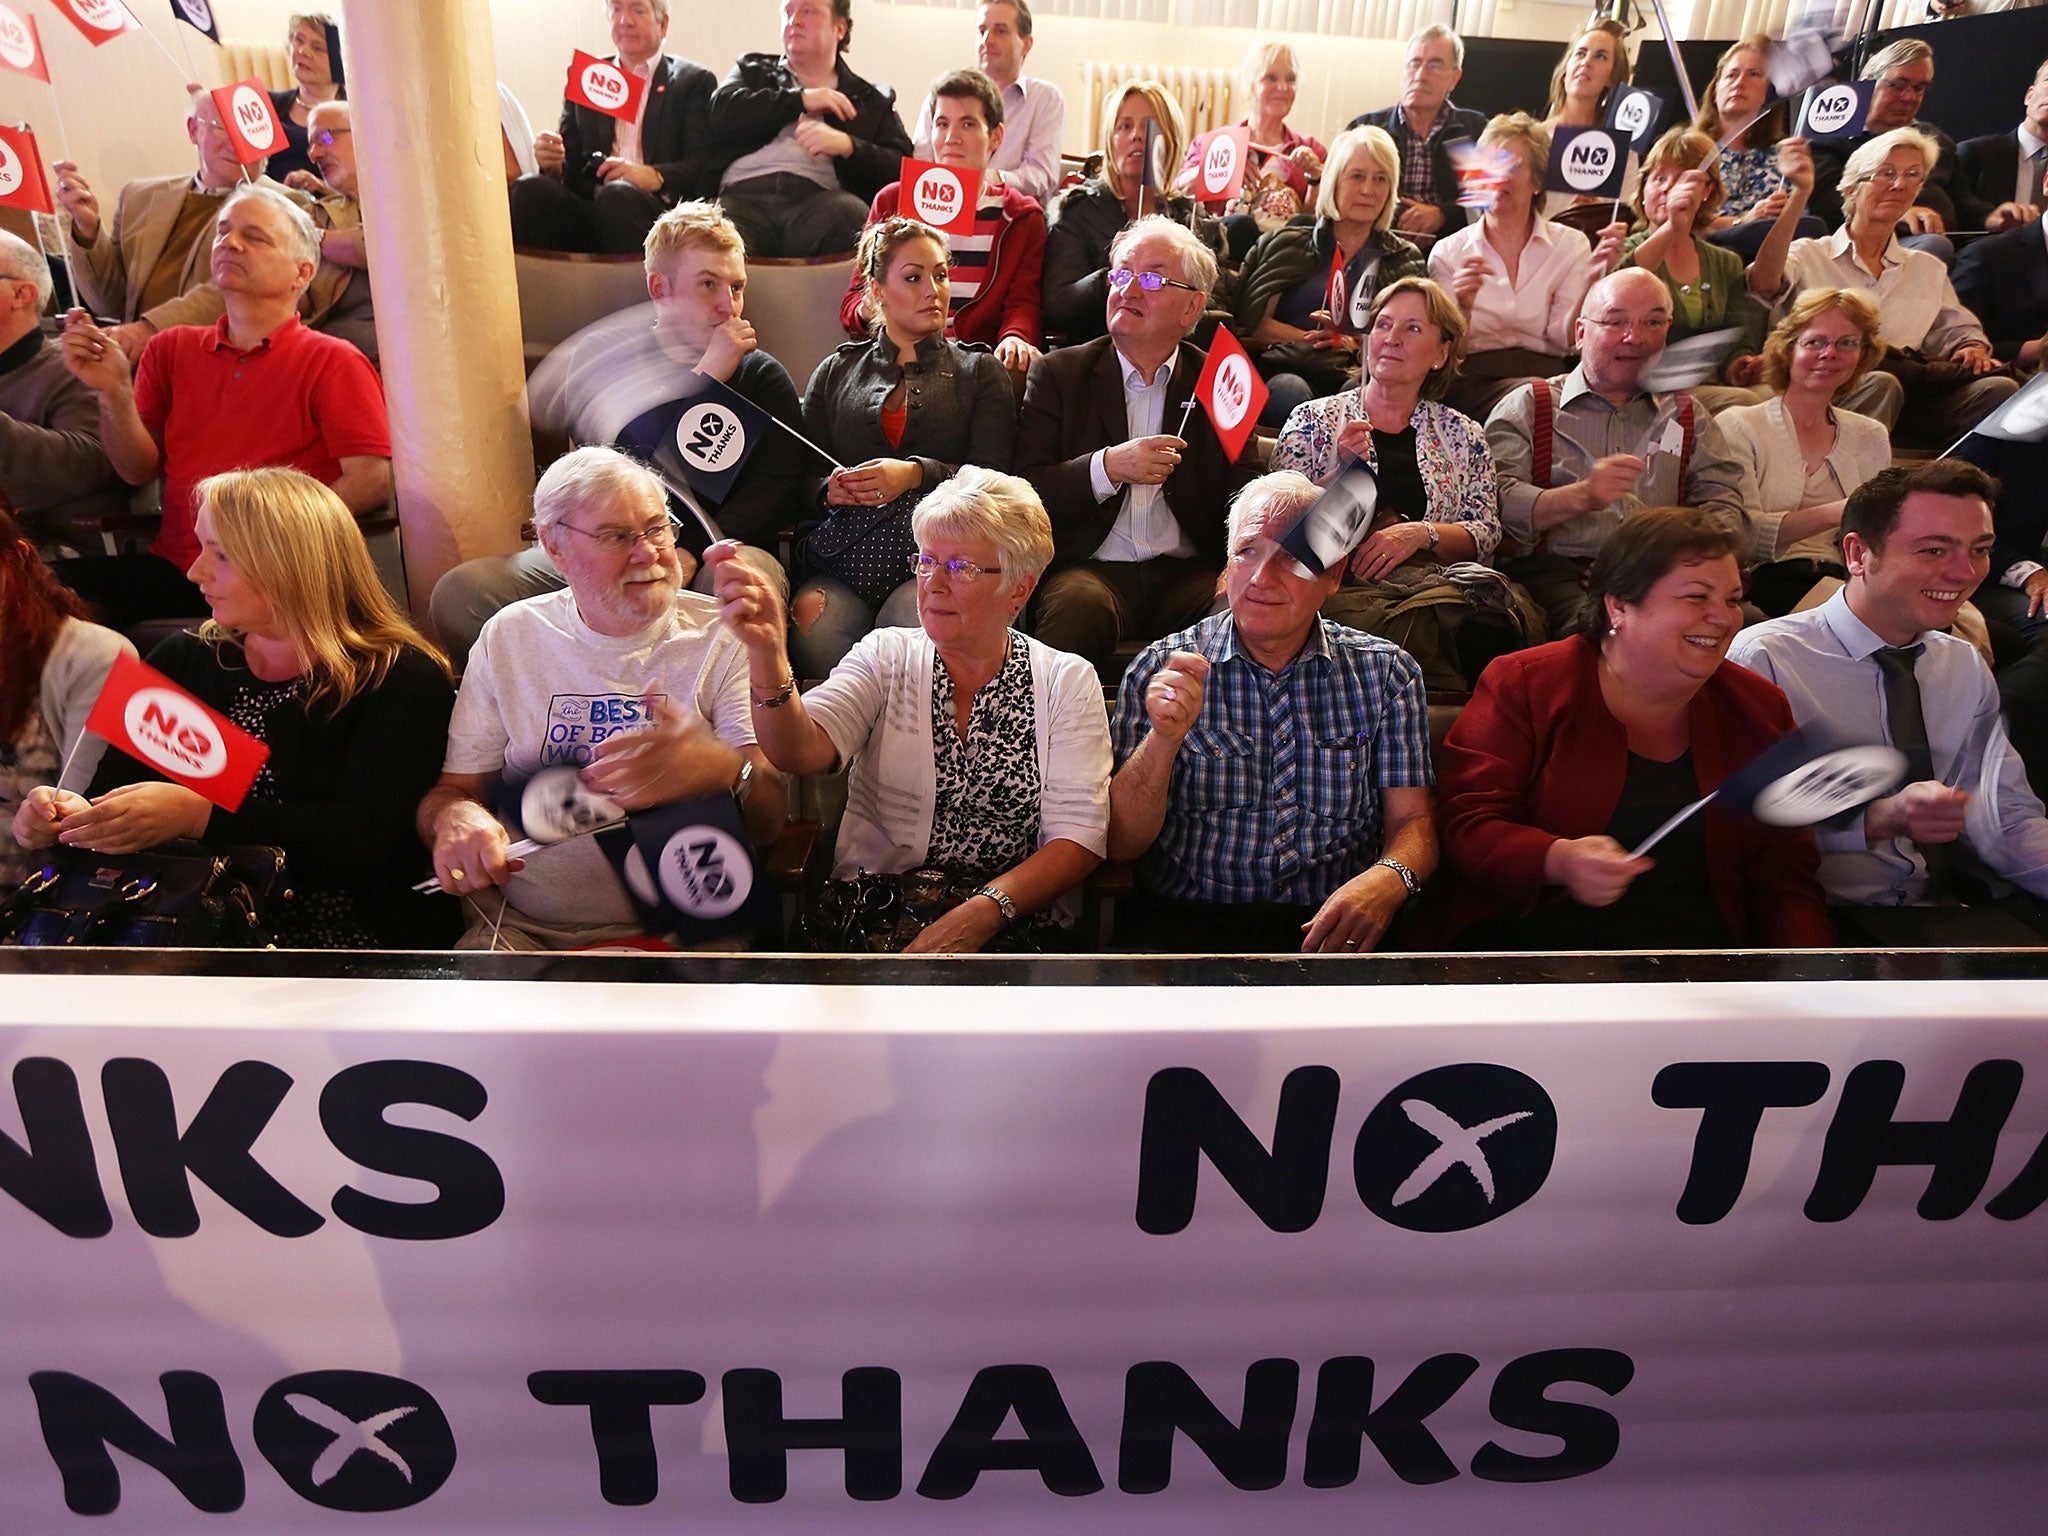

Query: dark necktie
left=2029, top=146, right=2047, bottom=210
left=1874, top=645, right=1951, bottom=901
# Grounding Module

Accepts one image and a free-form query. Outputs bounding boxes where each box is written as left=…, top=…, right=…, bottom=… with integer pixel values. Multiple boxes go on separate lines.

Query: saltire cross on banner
left=1546, top=125, right=1629, bottom=201
left=82, top=651, right=270, bottom=812
left=1189, top=124, right=1251, bottom=204
left=47, top=0, right=138, bottom=46
left=169, top=0, right=219, bottom=43
left=0, top=4, right=49, bottom=80
left=622, top=792, right=772, bottom=944
left=1190, top=324, right=1265, bottom=463
left=0, top=123, right=53, bottom=214
left=210, top=79, right=286, bottom=164
left=1604, top=87, right=1665, bottom=155
left=899, top=156, right=980, bottom=236
left=1800, top=80, right=1872, bottom=142
left=621, top=375, right=775, bottom=507
left=565, top=50, right=646, bottom=123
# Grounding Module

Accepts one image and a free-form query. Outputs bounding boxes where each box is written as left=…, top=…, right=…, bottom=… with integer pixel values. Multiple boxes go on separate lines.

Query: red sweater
left=837, top=181, right=1045, bottom=350
left=1434, top=636, right=1834, bottom=948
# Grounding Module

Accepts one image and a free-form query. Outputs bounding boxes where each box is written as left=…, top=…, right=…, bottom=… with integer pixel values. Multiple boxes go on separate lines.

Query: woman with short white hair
left=711, top=468, right=1111, bottom=953
left=1751, top=126, right=2015, bottom=445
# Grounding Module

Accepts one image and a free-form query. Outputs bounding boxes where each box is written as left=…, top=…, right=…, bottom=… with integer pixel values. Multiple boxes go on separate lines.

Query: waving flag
left=83, top=652, right=270, bottom=812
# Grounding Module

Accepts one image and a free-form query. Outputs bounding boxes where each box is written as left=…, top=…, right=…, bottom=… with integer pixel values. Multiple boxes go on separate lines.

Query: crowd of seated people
left=11, top=5, right=2048, bottom=956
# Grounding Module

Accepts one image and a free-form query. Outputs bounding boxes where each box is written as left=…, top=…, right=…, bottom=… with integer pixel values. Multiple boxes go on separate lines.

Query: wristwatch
left=972, top=884, right=1018, bottom=925
left=731, top=758, right=754, bottom=806
left=1374, top=857, right=1422, bottom=899
left=1423, top=522, right=1440, bottom=552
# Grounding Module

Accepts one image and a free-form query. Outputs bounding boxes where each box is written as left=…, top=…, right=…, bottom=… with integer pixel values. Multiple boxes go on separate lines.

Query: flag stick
left=52, top=727, right=93, bottom=797
left=1645, top=0, right=1700, bottom=120
left=165, top=13, right=199, bottom=82
left=768, top=413, right=845, bottom=471
left=129, top=15, right=192, bottom=79
left=1630, top=793, right=1714, bottom=857
left=36, top=91, right=83, bottom=304
left=1175, top=398, right=1197, bottom=439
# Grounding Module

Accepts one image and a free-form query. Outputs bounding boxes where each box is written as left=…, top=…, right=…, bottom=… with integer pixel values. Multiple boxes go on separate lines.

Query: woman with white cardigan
left=1718, top=289, right=1893, bottom=617
left=710, top=467, right=1111, bottom=954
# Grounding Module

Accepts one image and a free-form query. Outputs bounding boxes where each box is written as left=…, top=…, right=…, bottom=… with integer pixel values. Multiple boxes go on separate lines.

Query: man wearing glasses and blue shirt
left=420, top=446, right=784, bottom=950
left=1016, top=216, right=1254, bottom=671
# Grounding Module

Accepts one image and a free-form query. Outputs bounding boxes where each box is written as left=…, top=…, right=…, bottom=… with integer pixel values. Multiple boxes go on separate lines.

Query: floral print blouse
left=1270, top=392, right=1505, bottom=563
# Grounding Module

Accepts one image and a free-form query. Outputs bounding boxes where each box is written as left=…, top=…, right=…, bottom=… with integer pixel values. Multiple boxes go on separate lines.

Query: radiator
left=1079, top=62, right=1238, bottom=153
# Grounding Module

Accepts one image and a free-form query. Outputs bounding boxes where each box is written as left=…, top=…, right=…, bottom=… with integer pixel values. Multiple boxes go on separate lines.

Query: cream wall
left=2, top=0, right=1594, bottom=210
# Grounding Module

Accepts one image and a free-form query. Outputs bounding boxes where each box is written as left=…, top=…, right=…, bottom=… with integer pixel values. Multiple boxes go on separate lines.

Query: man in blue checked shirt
left=1107, top=471, right=1438, bottom=953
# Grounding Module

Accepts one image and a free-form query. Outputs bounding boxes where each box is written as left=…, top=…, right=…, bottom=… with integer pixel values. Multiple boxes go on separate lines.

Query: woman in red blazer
left=1434, top=507, right=1833, bottom=950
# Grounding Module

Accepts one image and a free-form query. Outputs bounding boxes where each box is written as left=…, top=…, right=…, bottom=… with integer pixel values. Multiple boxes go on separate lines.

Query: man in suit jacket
left=511, top=0, right=721, bottom=254
left=1016, top=216, right=1252, bottom=670
left=1955, top=57, right=2048, bottom=233
left=1953, top=218, right=2048, bottom=364
left=51, top=89, right=344, bottom=365
left=1346, top=24, right=1486, bottom=239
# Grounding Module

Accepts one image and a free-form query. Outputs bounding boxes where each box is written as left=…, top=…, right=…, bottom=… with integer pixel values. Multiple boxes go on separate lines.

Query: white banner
left=2, top=974, right=2045, bottom=1531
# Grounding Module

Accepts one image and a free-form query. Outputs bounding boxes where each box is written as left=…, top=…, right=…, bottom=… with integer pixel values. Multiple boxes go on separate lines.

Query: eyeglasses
left=909, top=553, right=998, bottom=582
left=555, top=517, right=681, bottom=554
left=1583, top=313, right=1672, bottom=334
left=1109, top=268, right=1203, bottom=296
left=308, top=128, right=352, bottom=149
left=1404, top=57, right=1454, bottom=76
left=1859, top=164, right=1927, bottom=188
left=1875, top=75, right=1930, bottom=96
left=1796, top=335, right=1866, bottom=354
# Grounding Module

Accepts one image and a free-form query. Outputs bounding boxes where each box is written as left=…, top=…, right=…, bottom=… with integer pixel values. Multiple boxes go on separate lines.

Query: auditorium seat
left=512, top=247, right=650, bottom=367
left=743, top=255, right=858, bottom=395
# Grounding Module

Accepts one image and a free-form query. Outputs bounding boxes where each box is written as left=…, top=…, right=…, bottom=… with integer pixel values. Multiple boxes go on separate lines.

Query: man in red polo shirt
left=58, top=183, right=390, bottom=626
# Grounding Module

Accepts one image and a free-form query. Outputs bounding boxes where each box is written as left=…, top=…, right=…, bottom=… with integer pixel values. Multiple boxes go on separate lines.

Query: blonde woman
left=1176, top=41, right=1327, bottom=257
left=1428, top=112, right=1622, bottom=418
left=1044, top=79, right=1221, bottom=343
left=1234, top=126, right=1427, bottom=421
left=18, top=468, right=457, bottom=948
left=1539, top=19, right=1637, bottom=219
left=1718, top=289, right=1892, bottom=616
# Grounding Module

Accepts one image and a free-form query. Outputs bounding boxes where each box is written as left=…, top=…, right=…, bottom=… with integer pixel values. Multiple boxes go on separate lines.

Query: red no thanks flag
left=897, top=157, right=980, bottom=236
left=210, top=79, right=287, bottom=165
left=1192, top=324, right=1268, bottom=463
left=84, top=652, right=270, bottom=812
left=0, top=123, right=52, bottom=214
left=1190, top=124, right=1251, bottom=203
left=47, top=0, right=138, bottom=47
left=0, top=5, right=50, bottom=81
left=565, top=50, right=646, bottom=123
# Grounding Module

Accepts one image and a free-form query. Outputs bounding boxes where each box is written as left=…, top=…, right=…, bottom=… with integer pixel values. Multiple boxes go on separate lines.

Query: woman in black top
left=22, top=468, right=455, bottom=948
left=266, top=13, right=346, bottom=185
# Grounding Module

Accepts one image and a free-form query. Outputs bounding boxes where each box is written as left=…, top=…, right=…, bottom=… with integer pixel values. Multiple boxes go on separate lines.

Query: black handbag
left=795, top=492, right=920, bottom=608
left=798, top=866, right=1051, bottom=954
left=0, top=841, right=289, bottom=947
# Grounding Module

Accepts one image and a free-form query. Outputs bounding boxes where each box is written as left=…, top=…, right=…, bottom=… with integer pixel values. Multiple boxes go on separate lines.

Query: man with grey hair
left=283, top=98, right=377, bottom=362
left=513, top=0, right=721, bottom=253
left=52, top=84, right=346, bottom=364
left=1808, top=38, right=1967, bottom=247
left=1017, top=214, right=1252, bottom=671
left=1346, top=23, right=1485, bottom=237
left=0, top=232, right=123, bottom=548
left=57, top=183, right=391, bottom=626
left=420, top=445, right=784, bottom=950
left=1107, top=469, right=1436, bottom=953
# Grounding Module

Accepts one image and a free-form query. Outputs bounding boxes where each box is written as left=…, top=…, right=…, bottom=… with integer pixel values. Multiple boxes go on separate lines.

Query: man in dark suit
left=1953, top=218, right=2048, bottom=365
left=1960, top=428, right=2048, bottom=794
left=511, top=0, right=721, bottom=253
left=1955, top=57, right=2048, bottom=233
left=1346, top=23, right=1486, bottom=240
left=1016, top=216, right=1253, bottom=671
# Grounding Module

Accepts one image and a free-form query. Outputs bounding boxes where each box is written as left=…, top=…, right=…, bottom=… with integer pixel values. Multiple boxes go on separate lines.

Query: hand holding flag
left=80, top=651, right=270, bottom=813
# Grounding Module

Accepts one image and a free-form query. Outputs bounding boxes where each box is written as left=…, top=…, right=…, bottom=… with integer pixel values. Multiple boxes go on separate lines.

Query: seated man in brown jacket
left=52, top=85, right=353, bottom=364
left=1016, top=215, right=1251, bottom=670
